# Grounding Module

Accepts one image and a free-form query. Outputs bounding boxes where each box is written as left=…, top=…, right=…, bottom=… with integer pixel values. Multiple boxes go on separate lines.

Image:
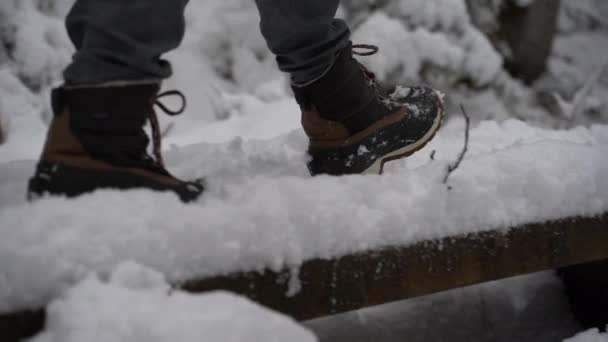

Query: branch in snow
left=564, top=2, right=608, bottom=30
left=443, top=104, right=471, bottom=185
left=550, top=59, right=608, bottom=120
left=510, top=0, right=536, bottom=8
left=0, top=117, right=4, bottom=145
left=161, top=122, right=175, bottom=138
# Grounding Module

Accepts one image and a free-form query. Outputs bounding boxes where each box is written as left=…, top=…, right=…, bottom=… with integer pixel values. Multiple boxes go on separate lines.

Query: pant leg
left=63, top=0, right=189, bottom=85
left=254, top=0, right=351, bottom=86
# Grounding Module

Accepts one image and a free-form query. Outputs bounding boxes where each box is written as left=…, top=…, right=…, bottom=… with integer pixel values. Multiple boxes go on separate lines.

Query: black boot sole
left=28, top=161, right=204, bottom=203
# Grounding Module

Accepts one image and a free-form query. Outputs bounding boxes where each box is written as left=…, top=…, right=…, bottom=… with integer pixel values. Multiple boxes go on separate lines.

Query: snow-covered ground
left=1, top=0, right=608, bottom=341
left=30, top=262, right=317, bottom=342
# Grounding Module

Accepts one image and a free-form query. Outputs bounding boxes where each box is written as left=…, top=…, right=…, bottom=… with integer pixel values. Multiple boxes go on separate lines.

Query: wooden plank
left=183, top=214, right=608, bottom=320
left=2, top=214, right=607, bottom=341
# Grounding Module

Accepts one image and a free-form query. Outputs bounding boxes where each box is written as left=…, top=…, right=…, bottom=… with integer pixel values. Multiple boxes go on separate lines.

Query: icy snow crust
left=1, top=119, right=608, bottom=314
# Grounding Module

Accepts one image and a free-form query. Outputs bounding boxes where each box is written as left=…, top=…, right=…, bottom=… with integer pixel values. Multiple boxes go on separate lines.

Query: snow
left=29, top=261, right=316, bottom=342
left=565, top=329, right=608, bottom=342
left=0, top=69, right=46, bottom=162
left=1, top=118, right=608, bottom=315
left=352, top=7, right=502, bottom=87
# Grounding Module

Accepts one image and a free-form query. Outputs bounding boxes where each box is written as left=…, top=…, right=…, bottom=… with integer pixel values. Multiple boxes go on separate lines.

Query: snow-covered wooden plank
left=3, top=120, right=608, bottom=314
left=1, top=214, right=607, bottom=341
left=182, top=214, right=608, bottom=320
left=2, top=120, right=608, bottom=341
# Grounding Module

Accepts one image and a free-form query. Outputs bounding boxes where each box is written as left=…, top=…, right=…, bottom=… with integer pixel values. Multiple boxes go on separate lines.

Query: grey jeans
left=63, top=0, right=350, bottom=86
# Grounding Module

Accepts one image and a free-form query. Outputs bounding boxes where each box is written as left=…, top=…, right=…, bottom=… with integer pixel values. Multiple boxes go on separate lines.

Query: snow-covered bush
left=534, top=0, right=608, bottom=127
left=348, top=0, right=503, bottom=88
left=0, top=0, right=607, bottom=149
left=0, top=0, right=71, bottom=92
left=0, top=0, right=72, bottom=146
left=559, top=0, right=608, bottom=33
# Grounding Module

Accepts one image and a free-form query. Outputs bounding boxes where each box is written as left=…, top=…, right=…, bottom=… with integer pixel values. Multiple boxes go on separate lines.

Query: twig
left=552, top=59, right=608, bottom=120
left=0, top=117, right=4, bottom=145
left=161, top=122, right=174, bottom=138
left=570, top=4, right=608, bottom=30
left=443, top=104, right=470, bottom=185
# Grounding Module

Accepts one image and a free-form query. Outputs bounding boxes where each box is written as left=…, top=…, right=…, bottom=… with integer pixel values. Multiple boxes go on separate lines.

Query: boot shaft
left=43, top=83, right=159, bottom=168
left=292, top=43, right=392, bottom=140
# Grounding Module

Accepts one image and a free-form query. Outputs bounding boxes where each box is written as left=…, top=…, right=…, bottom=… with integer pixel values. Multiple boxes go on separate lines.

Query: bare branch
left=161, top=122, right=175, bottom=138
left=0, top=117, right=4, bottom=145
left=443, top=104, right=471, bottom=185
left=551, top=59, right=608, bottom=120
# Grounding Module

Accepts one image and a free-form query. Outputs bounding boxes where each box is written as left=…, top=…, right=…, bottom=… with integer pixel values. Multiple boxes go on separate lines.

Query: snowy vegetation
left=1, top=0, right=607, bottom=147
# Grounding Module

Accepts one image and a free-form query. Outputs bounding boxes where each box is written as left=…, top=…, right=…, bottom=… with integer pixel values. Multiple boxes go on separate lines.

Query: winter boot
left=27, top=83, right=204, bottom=202
left=293, top=43, right=445, bottom=176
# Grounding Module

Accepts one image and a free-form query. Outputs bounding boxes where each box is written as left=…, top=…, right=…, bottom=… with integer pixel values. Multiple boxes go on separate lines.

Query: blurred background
left=1, top=0, right=607, bottom=155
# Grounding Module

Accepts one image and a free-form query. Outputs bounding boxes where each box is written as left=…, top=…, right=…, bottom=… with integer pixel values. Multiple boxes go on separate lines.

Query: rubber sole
left=28, top=161, right=204, bottom=203
left=363, top=97, right=445, bottom=175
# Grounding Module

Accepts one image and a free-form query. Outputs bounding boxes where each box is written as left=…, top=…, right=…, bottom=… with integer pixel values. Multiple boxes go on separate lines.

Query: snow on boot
left=27, top=83, right=204, bottom=203
left=293, top=42, right=445, bottom=176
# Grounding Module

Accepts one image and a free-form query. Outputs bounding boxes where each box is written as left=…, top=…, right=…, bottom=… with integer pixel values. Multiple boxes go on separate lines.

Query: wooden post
left=497, top=0, right=562, bottom=83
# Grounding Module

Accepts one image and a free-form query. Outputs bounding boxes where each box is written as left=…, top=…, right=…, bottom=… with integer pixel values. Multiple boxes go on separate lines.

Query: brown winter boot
left=293, top=42, right=445, bottom=175
left=27, top=83, right=204, bottom=202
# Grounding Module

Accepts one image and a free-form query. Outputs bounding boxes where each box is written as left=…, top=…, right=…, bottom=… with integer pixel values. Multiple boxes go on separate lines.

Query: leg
left=254, top=0, right=350, bottom=86
left=64, top=0, right=188, bottom=84
left=28, top=0, right=203, bottom=203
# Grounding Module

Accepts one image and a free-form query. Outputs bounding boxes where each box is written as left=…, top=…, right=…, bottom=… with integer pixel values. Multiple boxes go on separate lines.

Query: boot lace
left=351, top=44, right=400, bottom=110
left=147, top=90, right=186, bottom=168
